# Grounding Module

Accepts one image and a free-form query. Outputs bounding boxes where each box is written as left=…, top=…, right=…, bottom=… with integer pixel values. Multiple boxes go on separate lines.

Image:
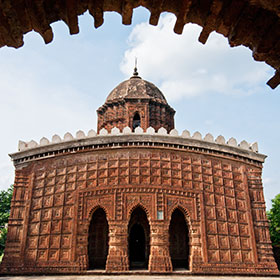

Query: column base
left=106, top=252, right=129, bottom=272
left=148, top=253, right=172, bottom=272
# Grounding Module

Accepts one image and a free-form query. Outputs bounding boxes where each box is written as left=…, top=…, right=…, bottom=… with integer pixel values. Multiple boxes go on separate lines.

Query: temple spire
left=132, top=57, right=139, bottom=77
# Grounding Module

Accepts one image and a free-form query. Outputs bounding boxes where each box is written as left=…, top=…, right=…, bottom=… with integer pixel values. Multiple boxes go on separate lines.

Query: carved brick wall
left=201, top=162, right=256, bottom=271
left=1, top=170, right=30, bottom=270
left=97, top=100, right=175, bottom=133
left=1, top=148, right=278, bottom=275
left=247, top=167, right=277, bottom=271
left=22, top=164, right=78, bottom=272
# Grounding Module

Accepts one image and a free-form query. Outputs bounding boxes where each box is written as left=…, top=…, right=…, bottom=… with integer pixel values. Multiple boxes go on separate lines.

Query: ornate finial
left=133, top=57, right=138, bottom=76
left=130, top=57, right=141, bottom=79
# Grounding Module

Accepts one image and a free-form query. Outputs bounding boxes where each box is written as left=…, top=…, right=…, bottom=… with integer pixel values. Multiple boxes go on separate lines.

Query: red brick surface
left=1, top=147, right=278, bottom=275
left=1, top=79, right=278, bottom=275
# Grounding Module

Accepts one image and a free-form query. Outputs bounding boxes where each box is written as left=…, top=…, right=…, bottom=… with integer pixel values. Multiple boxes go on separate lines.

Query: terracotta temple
left=1, top=69, right=279, bottom=275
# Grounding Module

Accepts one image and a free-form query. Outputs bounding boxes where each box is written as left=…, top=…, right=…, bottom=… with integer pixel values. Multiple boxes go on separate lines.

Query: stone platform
left=0, top=276, right=280, bottom=280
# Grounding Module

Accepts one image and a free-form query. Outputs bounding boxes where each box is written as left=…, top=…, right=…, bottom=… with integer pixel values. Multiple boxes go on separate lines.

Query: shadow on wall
left=273, top=246, right=280, bottom=271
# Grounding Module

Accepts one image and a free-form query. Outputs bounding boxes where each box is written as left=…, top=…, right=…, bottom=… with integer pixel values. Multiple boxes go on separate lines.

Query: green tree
left=0, top=186, right=13, bottom=256
left=267, top=193, right=280, bottom=246
left=267, top=193, right=280, bottom=270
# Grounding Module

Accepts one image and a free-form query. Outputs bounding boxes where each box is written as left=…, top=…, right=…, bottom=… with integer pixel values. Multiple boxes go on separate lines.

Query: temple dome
left=97, top=69, right=175, bottom=133
left=106, top=75, right=167, bottom=105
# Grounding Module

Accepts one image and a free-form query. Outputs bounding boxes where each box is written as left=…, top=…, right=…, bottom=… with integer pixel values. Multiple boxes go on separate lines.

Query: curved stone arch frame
left=84, top=204, right=110, bottom=270
left=128, top=107, right=146, bottom=131
left=126, top=202, right=152, bottom=266
left=126, top=202, right=152, bottom=244
left=87, top=204, right=111, bottom=223
left=127, top=202, right=152, bottom=222
left=1, top=1, right=279, bottom=89
left=167, top=204, right=194, bottom=271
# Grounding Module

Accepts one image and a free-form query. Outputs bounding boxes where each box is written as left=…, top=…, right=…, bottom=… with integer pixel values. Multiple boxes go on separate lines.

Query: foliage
left=0, top=227, right=7, bottom=256
left=267, top=193, right=280, bottom=246
left=0, top=186, right=13, bottom=256
left=0, top=186, right=13, bottom=228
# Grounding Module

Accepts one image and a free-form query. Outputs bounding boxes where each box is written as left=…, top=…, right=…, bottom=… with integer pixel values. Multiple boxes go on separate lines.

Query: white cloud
left=120, top=13, right=273, bottom=100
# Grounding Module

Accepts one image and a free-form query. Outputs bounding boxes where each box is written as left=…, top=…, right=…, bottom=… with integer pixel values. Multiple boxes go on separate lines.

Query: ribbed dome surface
left=106, top=76, right=167, bottom=105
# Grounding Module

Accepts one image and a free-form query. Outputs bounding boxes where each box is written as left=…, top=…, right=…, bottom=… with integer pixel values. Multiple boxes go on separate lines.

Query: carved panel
left=229, top=236, right=241, bottom=249
left=125, top=194, right=154, bottom=219
left=84, top=194, right=114, bottom=220
left=26, top=250, right=37, bottom=261
left=32, top=198, right=42, bottom=210
left=205, top=206, right=216, bottom=220
left=41, top=209, right=52, bottom=221
left=231, top=250, right=242, bottom=262
left=37, top=249, right=48, bottom=261
left=54, top=184, right=64, bottom=193
left=208, top=250, right=219, bottom=262
left=50, top=235, right=60, bottom=248
left=30, top=210, right=41, bottom=223
left=38, top=235, right=49, bottom=248
left=51, top=220, right=62, bottom=234
left=63, top=206, right=74, bottom=219
left=49, top=249, right=59, bottom=261
left=43, top=195, right=53, bottom=208
left=52, top=207, right=63, bottom=220
left=61, top=235, right=71, bottom=248
left=219, top=236, right=230, bottom=249
left=207, top=235, right=218, bottom=249
left=241, top=237, right=251, bottom=250
left=240, top=224, right=250, bottom=236
left=216, top=208, right=227, bottom=221
left=220, top=250, right=231, bottom=262
left=217, top=222, right=228, bottom=235
left=26, top=236, right=38, bottom=249
left=166, top=195, right=197, bottom=221
left=207, top=221, right=217, bottom=234
left=204, top=193, right=215, bottom=206
left=29, top=223, right=40, bottom=236
left=60, top=249, right=71, bottom=261
left=227, top=210, right=237, bottom=222
left=242, top=251, right=254, bottom=263
left=228, top=223, right=239, bottom=236
left=53, top=193, right=64, bottom=206
left=62, top=220, right=72, bottom=233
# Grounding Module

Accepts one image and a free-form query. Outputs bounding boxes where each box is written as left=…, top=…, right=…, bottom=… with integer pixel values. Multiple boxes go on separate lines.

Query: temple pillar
left=106, top=221, right=129, bottom=272
left=190, top=221, right=203, bottom=272
left=148, top=221, right=172, bottom=272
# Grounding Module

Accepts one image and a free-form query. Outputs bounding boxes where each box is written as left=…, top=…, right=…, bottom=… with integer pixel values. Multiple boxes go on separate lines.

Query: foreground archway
left=0, top=1, right=279, bottom=88
left=128, top=207, right=150, bottom=269
left=88, top=208, right=109, bottom=270
left=169, top=208, right=189, bottom=270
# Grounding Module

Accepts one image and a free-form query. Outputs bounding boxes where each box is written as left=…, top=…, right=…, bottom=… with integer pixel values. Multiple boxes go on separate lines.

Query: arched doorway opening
left=88, top=208, right=109, bottom=270
left=169, top=208, right=189, bottom=270
left=128, top=207, right=150, bottom=269
left=132, top=112, right=141, bottom=131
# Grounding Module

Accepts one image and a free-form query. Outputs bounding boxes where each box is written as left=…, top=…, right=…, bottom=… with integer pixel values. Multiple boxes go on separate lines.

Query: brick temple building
left=1, top=69, right=279, bottom=275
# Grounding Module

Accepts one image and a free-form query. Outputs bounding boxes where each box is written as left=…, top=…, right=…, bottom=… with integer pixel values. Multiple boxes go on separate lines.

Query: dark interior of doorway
left=169, top=208, right=189, bottom=270
left=88, top=208, right=109, bottom=270
left=132, top=112, right=141, bottom=131
left=128, top=207, right=150, bottom=269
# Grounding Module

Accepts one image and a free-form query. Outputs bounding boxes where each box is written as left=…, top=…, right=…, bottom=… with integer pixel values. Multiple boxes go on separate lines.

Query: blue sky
left=0, top=7, right=279, bottom=209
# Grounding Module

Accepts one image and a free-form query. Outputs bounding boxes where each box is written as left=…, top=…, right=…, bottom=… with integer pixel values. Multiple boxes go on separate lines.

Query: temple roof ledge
left=16, top=127, right=260, bottom=157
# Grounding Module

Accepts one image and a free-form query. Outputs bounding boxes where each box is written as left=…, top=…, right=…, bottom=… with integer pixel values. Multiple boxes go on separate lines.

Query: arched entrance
left=88, top=208, right=109, bottom=270
left=132, top=112, right=141, bottom=131
left=128, top=207, right=150, bottom=269
left=169, top=208, right=189, bottom=270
